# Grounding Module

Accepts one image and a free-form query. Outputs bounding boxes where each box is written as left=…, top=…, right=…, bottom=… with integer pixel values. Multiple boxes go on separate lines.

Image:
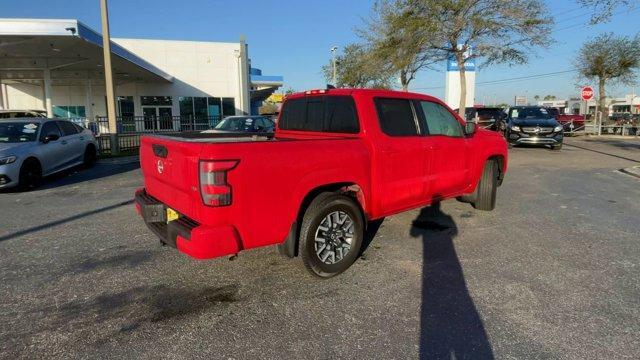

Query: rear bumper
left=134, top=188, right=241, bottom=259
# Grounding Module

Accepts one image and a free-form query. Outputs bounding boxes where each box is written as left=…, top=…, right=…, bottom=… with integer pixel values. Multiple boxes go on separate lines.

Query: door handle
left=61, top=140, right=68, bottom=145
left=79, top=136, right=84, bottom=140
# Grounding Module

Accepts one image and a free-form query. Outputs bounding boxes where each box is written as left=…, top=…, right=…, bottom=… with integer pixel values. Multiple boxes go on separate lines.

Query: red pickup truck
left=135, top=89, right=508, bottom=277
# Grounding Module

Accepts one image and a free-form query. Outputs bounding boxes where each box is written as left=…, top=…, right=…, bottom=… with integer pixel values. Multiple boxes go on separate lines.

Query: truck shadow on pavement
left=410, top=202, right=494, bottom=360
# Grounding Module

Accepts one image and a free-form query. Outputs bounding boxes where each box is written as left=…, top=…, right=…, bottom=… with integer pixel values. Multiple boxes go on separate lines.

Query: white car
left=0, top=118, right=98, bottom=189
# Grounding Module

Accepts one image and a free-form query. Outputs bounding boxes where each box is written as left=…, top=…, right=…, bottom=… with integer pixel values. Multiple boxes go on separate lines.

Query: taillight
left=199, top=160, right=238, bottom=207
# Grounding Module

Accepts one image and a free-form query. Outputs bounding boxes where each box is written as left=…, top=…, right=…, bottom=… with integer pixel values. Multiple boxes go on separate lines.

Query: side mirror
left=42, top=134, right=60, bottom=143
left=464, top=122, right=477, bottom=136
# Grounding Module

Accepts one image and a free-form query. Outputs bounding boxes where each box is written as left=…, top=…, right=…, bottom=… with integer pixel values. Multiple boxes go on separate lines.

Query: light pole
left=100, top=0, right=118, bottom=154
left=330, top=46, right=338, bottom=87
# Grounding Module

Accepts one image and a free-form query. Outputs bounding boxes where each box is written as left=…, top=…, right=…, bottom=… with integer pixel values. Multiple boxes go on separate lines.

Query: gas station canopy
left=0, top=18, right=173, bottom=85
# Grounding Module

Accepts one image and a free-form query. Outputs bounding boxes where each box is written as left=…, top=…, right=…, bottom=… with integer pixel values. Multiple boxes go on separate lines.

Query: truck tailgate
left=140, top=136, right=203, bottom=217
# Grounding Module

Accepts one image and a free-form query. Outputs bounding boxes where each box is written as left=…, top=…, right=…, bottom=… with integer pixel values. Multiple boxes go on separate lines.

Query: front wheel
left=18, top=159, right=42, bottom=190
left=299, top=193, right=364, bottom=278
left=552, top=143, right=563, bottom=151
left=472, top=160, right=498, bottom=211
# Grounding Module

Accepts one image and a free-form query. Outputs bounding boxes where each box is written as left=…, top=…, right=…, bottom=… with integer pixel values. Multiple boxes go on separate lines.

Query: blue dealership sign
left=447, top=56, right=475, bottom=72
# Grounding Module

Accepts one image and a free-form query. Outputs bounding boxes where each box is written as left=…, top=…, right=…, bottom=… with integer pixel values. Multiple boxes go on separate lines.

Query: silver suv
left=0, top=118, right=98, bottom=189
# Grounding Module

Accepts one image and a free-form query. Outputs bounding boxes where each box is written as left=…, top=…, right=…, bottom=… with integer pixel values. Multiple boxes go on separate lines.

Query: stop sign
left=581, top=86, right=594, bottom=101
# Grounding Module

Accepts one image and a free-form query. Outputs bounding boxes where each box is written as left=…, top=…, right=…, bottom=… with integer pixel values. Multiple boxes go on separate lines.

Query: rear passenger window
left=73, top=123, right=85, bottom=132
left=57, top=121, right=79, bottom=136
left=279, top=96, right=359, bottom=133
left=375, top=98, right=418, bottom=136
left=419, top=101, right=463, bottom=137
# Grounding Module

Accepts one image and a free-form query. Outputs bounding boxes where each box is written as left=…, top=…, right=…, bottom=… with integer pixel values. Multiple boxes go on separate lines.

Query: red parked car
left=135, top=88, right=508, bottom=277
left=556, top=114, right=586, bottom=130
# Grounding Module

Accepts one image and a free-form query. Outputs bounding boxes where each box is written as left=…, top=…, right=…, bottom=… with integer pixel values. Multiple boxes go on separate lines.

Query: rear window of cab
left=279, top=95, right=359, bottom=134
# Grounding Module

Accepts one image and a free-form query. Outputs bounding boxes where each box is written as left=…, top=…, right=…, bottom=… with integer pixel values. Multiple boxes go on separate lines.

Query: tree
left=321, top=43, right=394, bottom=88
left=575, top=32, right=640, bottom=119
left=577, top=0, right=638, bottom=23
left=358, top=0, right=440, bottom=91
left=405, top=0, right=554, bottom=116
left=534, top=95, right=540, bottom=101
left=543, top=95, right=557, bottom=100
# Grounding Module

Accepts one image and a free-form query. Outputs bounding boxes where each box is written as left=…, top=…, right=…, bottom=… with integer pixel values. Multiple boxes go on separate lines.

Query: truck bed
left=146, top=131, right=276, bottom=143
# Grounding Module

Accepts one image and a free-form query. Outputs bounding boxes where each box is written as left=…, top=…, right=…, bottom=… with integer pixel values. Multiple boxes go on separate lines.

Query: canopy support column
left=43, top=67, right=53, bottom=117
left=84, top=75, right=94, bottom=121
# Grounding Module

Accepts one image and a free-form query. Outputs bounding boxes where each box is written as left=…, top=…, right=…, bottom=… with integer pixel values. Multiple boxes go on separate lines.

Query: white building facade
left=0, top=19, right=282, bottom=130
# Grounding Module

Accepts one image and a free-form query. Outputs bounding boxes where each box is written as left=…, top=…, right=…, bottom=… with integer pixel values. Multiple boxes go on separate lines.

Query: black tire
left=552, top=143, right=563, bottom=151
left=18, top=158, right=42, bottom=190
left=83, top=145, right=97, bottom=168
left=472, top=160, right=498, bottom=211
left=299, top=193, right=364, bottom=278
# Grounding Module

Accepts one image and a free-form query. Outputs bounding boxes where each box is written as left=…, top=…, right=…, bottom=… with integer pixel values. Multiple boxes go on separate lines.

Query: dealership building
left=537, top=94, right=640, bottom=116
left=0, top=18, right=283, bottom=129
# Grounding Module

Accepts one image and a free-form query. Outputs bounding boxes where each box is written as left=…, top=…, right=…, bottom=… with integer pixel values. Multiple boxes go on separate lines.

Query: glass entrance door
left=142, top=106, right=173, bottom=131
left=158, top=107, right=173, bottom=130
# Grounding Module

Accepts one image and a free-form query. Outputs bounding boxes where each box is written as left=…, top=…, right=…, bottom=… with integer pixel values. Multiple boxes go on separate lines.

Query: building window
left=180, top=97, right=216, bottom=118
left=116, top=96, right=134, bottom=117
left=179, top=97, right=194, bottom=118
left=222, top=97, right=236, bottom=116
left=177, top=96, right=235, bottom=124
left=194, top=97, right=208, bottom=119
left=52, top=105, right=86, bottom=119
left=141, top=96, right=172, bottom=106
left=208, top=97, right=221, bottom=120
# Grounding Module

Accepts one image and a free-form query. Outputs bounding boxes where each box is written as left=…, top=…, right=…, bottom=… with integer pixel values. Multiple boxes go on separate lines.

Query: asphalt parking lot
left=1, top=136, right=639, bottom=359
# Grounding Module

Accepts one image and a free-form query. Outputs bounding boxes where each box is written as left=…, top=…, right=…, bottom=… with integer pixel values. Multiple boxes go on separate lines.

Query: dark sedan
left=505, top=106, right=564, bottom=150
left=205, top=116, right=275, bottom=133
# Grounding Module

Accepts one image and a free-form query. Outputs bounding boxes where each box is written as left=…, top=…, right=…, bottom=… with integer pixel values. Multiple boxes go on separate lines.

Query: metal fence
left=584, top=121, right=640, bottom=136
left=68, top=115, right=222, bottom=155
left=92, top=115, right=221, bottom=134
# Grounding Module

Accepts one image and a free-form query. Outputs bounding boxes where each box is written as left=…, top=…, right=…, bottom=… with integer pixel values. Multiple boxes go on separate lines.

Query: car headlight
left=510, top=125, right=521, bottom=132
left=0, top=155, right=17, bottom=165
left=554, top=125, right=563, bottom=132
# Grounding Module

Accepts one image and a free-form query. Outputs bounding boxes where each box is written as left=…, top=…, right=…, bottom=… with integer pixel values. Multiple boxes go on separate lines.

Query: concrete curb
left=97, top=155, right=140, bottom=165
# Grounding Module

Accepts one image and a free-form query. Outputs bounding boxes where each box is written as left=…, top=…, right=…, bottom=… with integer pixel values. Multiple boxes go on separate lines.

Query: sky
left=1, top=0, right=639, bottom=104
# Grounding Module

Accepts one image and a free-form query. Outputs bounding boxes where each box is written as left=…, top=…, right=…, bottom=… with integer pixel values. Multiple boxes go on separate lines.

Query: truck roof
left=286, top=88, right=443, bottom=103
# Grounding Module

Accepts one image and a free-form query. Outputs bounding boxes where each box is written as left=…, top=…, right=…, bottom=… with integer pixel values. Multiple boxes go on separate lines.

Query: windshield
left=0, top=122, right=40, bottom=143
left=510, top=107, right=550, bottom=119
left=214, top=117, right=255, bottom=131
left=476, top=108, right=504, bottom=120
left=545, top=108, right=559, bottom=117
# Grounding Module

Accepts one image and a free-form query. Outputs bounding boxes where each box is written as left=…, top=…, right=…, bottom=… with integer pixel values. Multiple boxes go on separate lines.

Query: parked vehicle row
left=459, top=105, right=565, bottom=150
left=135, top=88, right=508, bottom=278
left=0, top=118, right=97, bottom=189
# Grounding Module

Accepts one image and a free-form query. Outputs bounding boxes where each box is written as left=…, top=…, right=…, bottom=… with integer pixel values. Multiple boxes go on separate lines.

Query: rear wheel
left=18, top=158, right=42, bottom=190
left=472, top=160, right=498, bottom=211
left=83, top=145, right=97, bottom=168
left=299, top=193, right=364, bottom=278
